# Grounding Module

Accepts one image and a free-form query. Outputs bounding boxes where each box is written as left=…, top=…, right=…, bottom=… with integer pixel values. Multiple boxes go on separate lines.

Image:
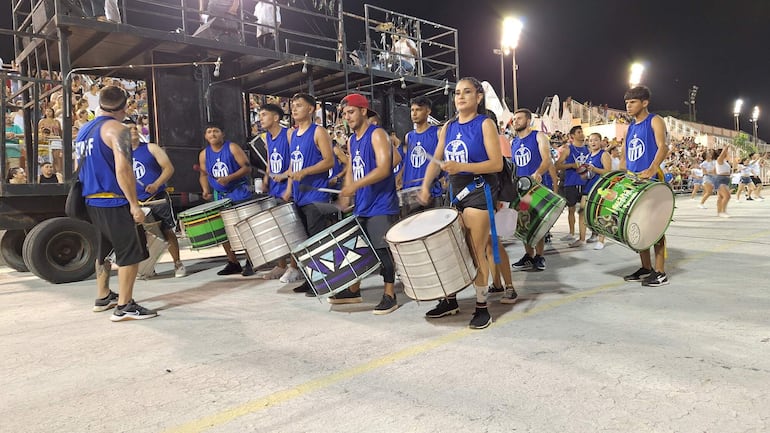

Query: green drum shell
left=179, top=199, right=231, bottom=250
left=509, top=179, right=566, bottom=247
left=585, top=170, right=675, bottom=252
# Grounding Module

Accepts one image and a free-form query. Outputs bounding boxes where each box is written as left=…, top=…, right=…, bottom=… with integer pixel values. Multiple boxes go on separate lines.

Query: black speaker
left=207, top=80, right=246, bottom=148
left=392, top=103, right=412, bottom=141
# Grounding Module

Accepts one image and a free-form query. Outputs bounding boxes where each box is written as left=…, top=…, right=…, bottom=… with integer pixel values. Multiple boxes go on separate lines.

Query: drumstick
left=425, top=152, right=444, bottom=165
left=297, top=184, right=342, bottom=194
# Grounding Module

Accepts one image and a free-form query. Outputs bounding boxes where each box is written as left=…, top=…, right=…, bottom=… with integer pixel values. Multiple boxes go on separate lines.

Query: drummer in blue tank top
left=333, top=93, right=401, bottom=314
left=257, top=103, right=298, bottom=280
left=555, top=125, right=590, bottom=245
left=126, top=119, right=186, bottom=278
left=620, top=85, right=670, bottom=287
left=580, top=132, right=613, bottom=250
left=418, top=77, right=504, bottom=330
left=198, top=121, right=253, bottom=276
left=401, top=96, right=444, bottom=208
left=283, top=93, right=336, bottom=294
left=510, top=108, right=555, bottom=275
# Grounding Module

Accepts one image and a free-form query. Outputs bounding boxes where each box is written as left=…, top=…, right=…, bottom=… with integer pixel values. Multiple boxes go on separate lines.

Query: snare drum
left=397, top=187, right=423, bottom=218
left=585, top=170, right=674, bottom=251
left=292, top=215, right=381, bottom=297
left=220, top=196, right=277, bottom=252
left=178, top=199, right=231, bottom=250
left=235, top=203, right=307, bottom=268
left=386, top=208, right=476, bottom=301
left=510, top=177, right=566, bottom=247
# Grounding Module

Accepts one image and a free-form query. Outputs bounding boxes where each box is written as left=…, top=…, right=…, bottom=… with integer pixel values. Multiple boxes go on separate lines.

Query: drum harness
left=449, top=176, right=502, bottom=265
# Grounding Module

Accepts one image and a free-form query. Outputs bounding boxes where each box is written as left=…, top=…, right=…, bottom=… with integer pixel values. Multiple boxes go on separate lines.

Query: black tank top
left=39, top=174, right=59, bottom=184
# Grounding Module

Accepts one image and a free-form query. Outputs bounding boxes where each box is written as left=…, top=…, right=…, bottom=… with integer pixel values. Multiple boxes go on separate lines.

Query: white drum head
left=626, top=183, right=674, bottom=250
left=386, top=208, right=458, bottom=243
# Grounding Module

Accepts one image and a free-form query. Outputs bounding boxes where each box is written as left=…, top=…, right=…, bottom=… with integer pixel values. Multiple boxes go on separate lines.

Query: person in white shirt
left=391, top=28, right=417, bottom=74
left=84, top=84, right=101, bottom=113
left=689, top=164, right=704, bottom=200
left=748, top=152, right=765, bottom=200
left=254, top=0, right=281, bottom=48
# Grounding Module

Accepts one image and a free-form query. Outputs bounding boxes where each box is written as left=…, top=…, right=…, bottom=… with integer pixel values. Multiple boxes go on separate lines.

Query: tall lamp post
left=733, top=99, right=743, bottom=131
left=501, top=17, right=523, bottom=111
left=751, top=105, right=760, bottom=146
left=492, top=48, right=506, bottom=109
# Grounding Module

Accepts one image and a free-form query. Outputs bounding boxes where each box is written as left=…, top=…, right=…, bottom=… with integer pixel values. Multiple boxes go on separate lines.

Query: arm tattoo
left=115, top=127, right=132, bottom=160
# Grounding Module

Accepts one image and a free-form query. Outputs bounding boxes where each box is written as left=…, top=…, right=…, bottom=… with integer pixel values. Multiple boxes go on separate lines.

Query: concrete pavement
left=1, top=195, right=769, bottom=433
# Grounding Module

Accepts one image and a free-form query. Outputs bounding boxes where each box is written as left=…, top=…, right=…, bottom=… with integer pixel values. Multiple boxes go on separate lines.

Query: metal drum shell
left=386, top=208, right=476, bottom=301
left=137, top=230, right=168, bottom=279
left=236, top=203, right=307, bottom=268
left=220, top=197, right=278, bottom=252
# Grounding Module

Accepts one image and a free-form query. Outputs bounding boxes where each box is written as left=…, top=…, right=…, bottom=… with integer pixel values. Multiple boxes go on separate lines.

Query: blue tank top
left=267, top=127, right=290, bottom=199
left=205, top=141, right=251, bottom=202
left=626, top=114, right=660, bottom=173
left=76, top=116, right=128, bottom=207
left=290, top=124, right=329, bottom=206
left=585, top=149, right=605, bottom=193
left=404, top=125, right=442, bottom=195
left=444, top=115, right=490, bottom=175
left=512, top=130, right=552, bottom=188
left=132, top=142, right=166, bottom=201
left=350, top=124, right=399, bottom=217
left=564, top=143, right=590, bottom=186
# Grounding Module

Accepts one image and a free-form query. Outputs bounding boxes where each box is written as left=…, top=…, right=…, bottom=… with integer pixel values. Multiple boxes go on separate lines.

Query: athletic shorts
left=751, top=176, right=762, bottom=186
left=450, top=174, right=498, bottom=212
left=564, top=185, right=584, bottom=207
left=298, top=203, right=333, bottom=236
left=142, top=191, right=177, bottom=231
left=87, top=205, right=149, bottom=266
left=358, top=214, right=398, bottom=250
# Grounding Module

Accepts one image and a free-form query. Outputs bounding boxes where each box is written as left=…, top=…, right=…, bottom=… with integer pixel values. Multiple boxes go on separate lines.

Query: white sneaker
left=718, top=212, right=731, bottom=218
left=593, top=242, right=605, bottom=250
left=560, top=234, right=576, bottom=242
left=279, top=267, right=302, bottom=283
left=698, top=204, right=707, bottom=209
left=568, top=239, right=584, bottom=248
left=174, top=262, right=187, bottom=278
left=263, top=265, right=287, bottom=280
left=586, top=234, right=598, bottom=243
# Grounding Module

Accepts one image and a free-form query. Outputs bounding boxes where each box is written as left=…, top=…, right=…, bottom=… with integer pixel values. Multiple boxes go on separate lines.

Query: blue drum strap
left=483, top=182, right=501, bottom=265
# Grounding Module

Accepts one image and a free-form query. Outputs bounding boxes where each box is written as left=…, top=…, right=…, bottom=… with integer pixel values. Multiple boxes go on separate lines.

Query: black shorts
left=87, top=205, right=149, bottom=266
left=751, top=176, right=762, bottom=185
left=450, top=174, right=497, bottom=212
left=358, top=214, right=398, bottom=250
left=297, top=203, right=334, bottom=236
left=143, top=191, right=176, bottom=231
left=564, top=185, right=584, bottom=207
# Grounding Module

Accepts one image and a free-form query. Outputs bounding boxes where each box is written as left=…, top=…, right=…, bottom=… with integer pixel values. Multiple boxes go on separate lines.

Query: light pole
left=492, top=48, right=506, bottom=109
left=501, top=17, right=523, bottom=111
left=733, top=99, right=743, bottom=131
left=751, top=105, right=760, bottom=146
left=688, top=85, right=699, bottom=122
left=629, top=62, right=644, bottom=88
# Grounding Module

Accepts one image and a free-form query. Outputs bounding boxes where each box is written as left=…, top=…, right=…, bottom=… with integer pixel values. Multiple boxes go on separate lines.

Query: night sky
left=2, top=1, right=768, bottom=138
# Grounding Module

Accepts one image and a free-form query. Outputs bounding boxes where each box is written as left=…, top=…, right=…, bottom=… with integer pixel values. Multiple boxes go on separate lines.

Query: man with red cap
left=334, top=93, right=402, bottom=314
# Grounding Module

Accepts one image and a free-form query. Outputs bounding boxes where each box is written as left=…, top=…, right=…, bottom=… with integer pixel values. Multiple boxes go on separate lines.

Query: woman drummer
left=418, top=77, right=503, bottom=330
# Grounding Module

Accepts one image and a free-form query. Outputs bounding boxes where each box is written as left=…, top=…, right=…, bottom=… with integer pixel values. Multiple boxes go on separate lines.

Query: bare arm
left=103, top=121, right=143, bottom=222
left=419, top=123, right=448, bottom=199
left=533, top=132, right=553, bottom=181
left=146, top=142, right=175, bottom=193
left=639, top=116, right=670, bottom=179
left=293, top=126, right=334, bottom=180
left=555, top=144, right=575, bottom=171
left=716, top=145, right=730, bottom=164
left=198, top=149, right=211, bottom=199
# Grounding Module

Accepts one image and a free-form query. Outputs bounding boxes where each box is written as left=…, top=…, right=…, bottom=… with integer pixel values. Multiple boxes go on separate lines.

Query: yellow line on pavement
left=164, top=229, right=770, bottom=433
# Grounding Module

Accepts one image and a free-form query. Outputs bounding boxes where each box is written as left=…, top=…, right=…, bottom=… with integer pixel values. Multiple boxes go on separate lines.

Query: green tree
left=733, top=132, right=757, bottom=159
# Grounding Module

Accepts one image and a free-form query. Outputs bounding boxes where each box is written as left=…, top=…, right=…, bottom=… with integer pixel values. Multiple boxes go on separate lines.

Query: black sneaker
left=327, top=288, right=363, bottom=304
left=488, top=284, right=504, bottom=294
left=217, top=261, right=243, bottom=275
left=623, top=267, right=652, bottom=282
left=533, top=255, right=546, bottom=271
left=110, top=300, right=158, bottom=322
left=294, top=281, right=311, bottom=293
left=425, top=298, right=459, bottom=318
left=373, top=294, right=399, bottom=315
left=642, top=271, right=669, bottom=287
left=511, top=254, right=533, bottom=271
left=544, top=232, right=552, bottom=244
left=241, top=260, right=255, bottom=276
left=469, top=305, right=492, bottom=329
left=93, top=291, right=119, bottom=312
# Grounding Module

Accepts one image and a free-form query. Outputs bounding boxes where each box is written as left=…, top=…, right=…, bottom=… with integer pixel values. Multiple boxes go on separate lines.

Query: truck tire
left=1, top=230, right=29, bottom=272
left=23, top=217, right=98, bottom=284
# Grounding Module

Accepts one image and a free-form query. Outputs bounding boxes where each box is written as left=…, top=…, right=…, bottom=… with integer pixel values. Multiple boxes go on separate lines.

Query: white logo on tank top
left=352, top=149, right=365, bottom=181
left=212, top=158, right=229, bottom=177
left=514, top=143, right=531, bottom=167
left=445, top=132, right=468, bottom=164
left=132, top=159, right=146, bottom=181
left=270, top=147, right=283, bottom=174
left=627, top=134, right=645, bottom=162
left=290, top=145, right=304, bottom=172
left=410, top=141, right=427, bottom=168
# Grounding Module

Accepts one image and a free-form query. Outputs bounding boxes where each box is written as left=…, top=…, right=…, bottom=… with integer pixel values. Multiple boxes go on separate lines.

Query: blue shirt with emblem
left=132, top=142, right=166, bottom=201
left=205, top=141, right=251, bottom=202
left=350, top=124, right=399, bottom=217
left=404, top=125, right=443, bottom=196
left=625, top=114, right=659, bottom=173
left=290, top=124, right=329, bottom=206
left=76, top=116, right=129, bottom=207
left=563, top=143, right=590, bottom=187
left=267, top=127, right=290, bottom=199
left=511, top=130, right=553, bottom=188
left=584, top=149, right=606, bottom=193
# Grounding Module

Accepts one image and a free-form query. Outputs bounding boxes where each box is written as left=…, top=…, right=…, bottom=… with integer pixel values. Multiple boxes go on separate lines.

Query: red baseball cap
left=341, top=93, right=378, bottom=118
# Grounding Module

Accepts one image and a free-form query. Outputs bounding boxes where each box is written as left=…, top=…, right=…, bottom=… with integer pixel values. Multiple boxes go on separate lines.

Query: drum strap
left=450, top=177, right=501, bottom=265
